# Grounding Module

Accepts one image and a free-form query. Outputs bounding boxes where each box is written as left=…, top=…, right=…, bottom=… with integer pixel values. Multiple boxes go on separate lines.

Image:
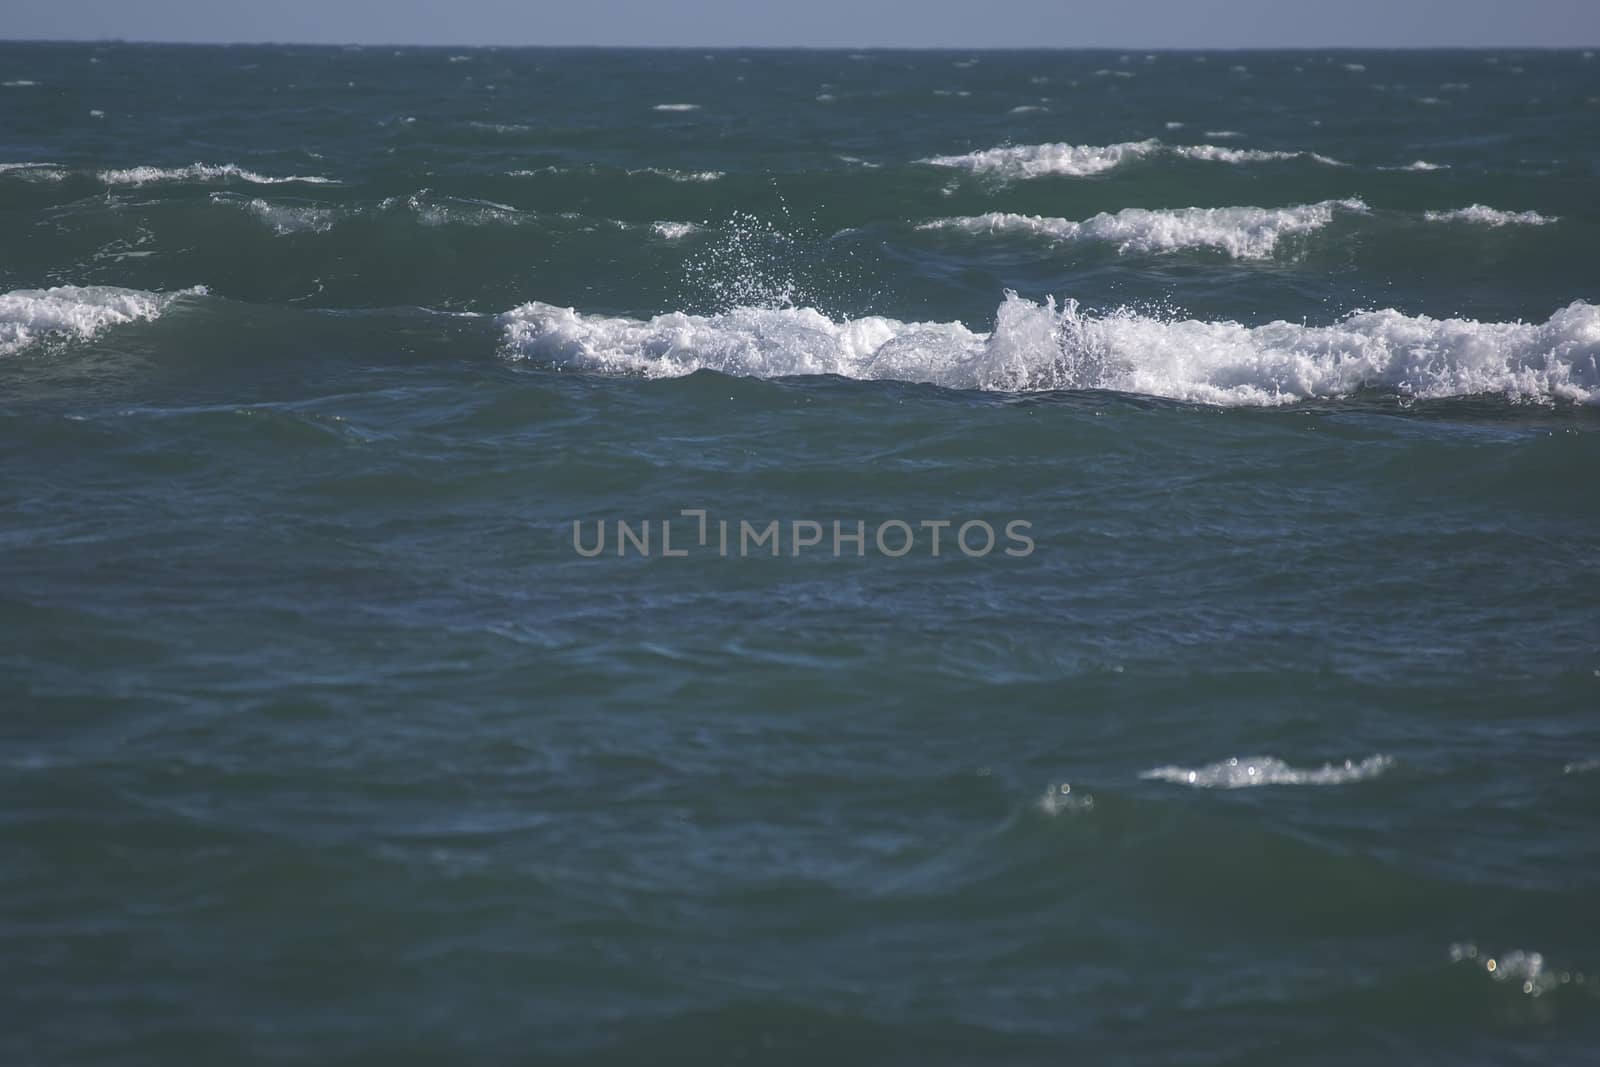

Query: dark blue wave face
left=2, top=43, right=1599, bottom=1067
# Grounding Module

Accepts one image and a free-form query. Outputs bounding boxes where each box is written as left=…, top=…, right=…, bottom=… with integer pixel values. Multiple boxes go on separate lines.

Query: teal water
left=3, top=43, right=1599, bottom=1064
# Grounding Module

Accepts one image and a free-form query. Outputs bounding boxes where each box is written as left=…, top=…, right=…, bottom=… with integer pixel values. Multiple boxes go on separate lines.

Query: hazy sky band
left=4, top=0, right=1599, bottom=48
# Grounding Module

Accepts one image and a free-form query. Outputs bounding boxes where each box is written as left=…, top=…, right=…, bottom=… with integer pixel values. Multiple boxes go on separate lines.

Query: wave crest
left=1424, top=205, right=1558, bottom=227
left=0, top=285, right=202, bottom=356
left=498, top=293, right=1600, bottom=406
left=1140, top=755, right=1394, bottom=788
left=98, top=162, right=335, bottom=186
left=921, top=139, right=1344, bottom=179
left=920, top=199, right=1368, bottom=259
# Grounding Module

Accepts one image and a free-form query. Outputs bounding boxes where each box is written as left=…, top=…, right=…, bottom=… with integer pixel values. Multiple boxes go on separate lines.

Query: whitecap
left=652, top=103, right=701, bottom=112
left=1172, top=144, right=1347, bottom=167
left=0, top=162, right=67, bottom=182
left=99, top=162, right=335, bottom=186
left=498, top=292, right=1600, bottom=406
left=1423, top=205, right=1558, bottom=227
left=1140, top=755, right=1393, bottom=788
left=922, top=139, right=1345, bottom=179
left=215, top=194, right=340, bottom=234
left=650, top=220, right=699, bottom=240
left=1, top=285, right=204, bottom=356
left=919, top=199, right=1368, bottom=260
left=921, top=139, right=1162, bottom=179
left=628, top=167, right=724, bottom=183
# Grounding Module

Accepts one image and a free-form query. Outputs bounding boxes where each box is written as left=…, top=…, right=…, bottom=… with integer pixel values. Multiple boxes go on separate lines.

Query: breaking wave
left=497, top=293, right=1600, bottom=406
left=98, top=162, right=336, bottom=186
left=921, top=139, right=1345, bottom=179
left=0, top=285, right=203, bottom=356
left=920, top=199, right=1368, bottom=259
left=1423, top=205, right=1559, bottom=227
left=1140, top=755, right=1395, bottom=788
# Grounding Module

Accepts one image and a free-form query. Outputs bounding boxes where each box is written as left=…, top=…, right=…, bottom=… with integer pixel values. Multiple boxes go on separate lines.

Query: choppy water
left=3, top=43, right=1599, bottom=1064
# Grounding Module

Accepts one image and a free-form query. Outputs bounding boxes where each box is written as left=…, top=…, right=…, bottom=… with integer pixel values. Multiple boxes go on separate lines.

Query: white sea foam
left=0, top=285, right=202, bottom=356
left=379, top=193, right=526, bottom=227
left=1140, top=755, right=1394, bottom=788
left=629, top=167, right=724, bottom=183
left=652, top=103, right=701, bottom=112
left=0, top=162, right=66, bottom=182
left=498, top=293, right=1600, bottom=406
left=922, top=139, right=1161, bottom=178
left=2, top=80, right=40, bottom=87
left=920, top=199, right=1368, bottom=260
left=922, top=139, right=1344, bottom=178
left=1170, top=144, right=1347, bottom=167
left=99, top=162, right=335, bottom=186
left=229, top=196, right=341, bottom=234
left=650, top=221, right=699, bottom=240
left=1423, top=205, right=1558, bottom=227
left=1387, top=159, right=1448, bottom=171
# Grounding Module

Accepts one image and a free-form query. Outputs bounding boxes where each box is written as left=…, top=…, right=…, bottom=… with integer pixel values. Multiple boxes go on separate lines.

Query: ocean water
left=3, top=42, right=1599, bottom=1064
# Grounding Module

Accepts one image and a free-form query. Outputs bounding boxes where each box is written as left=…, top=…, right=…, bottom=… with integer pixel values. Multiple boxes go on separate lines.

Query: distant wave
left=1170, top=144, right=1347, bottom=166
left=920, top=139, right=1345, bottom=179
left=0, top=162, right=66, bottom=182
left=213, top=192, right=529, bottom=232
left=652, top=103, right=701, bottom=112
left=920, top=199, right=1368, bottom=260
left=1140, top=755, right=1394, bottom=788
left=921, top=139, right=1161, bottom=178
left=99, top=162, right=336, bottom=186
left=1424, top=205, right=1558, bottom=227
left=627, top=167, right=724, bottom=183
left=498, top=292, right=1600, bottom=406
left=0, top=285, right=203, bottom=356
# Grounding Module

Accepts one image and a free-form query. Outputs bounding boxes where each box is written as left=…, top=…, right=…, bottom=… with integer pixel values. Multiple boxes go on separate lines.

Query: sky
left=5, top=0, right=1600, bottom=48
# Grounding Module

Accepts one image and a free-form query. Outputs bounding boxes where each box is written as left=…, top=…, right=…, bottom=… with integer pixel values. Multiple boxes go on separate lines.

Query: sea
left=2, top=42, right=1598, bottom=1064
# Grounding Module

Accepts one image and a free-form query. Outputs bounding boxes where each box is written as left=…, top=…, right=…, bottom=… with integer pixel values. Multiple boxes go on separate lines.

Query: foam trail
left=1, top=285, right=203, bottom=356
left=1171, top=144, right=1347, bottom=166
left=1140, top=755, right=1394, bottom=788
left=1424, top=205, right=1558, bottom=227
left=922, top=140, right=1344, bottom=179
left=920, top=199, right=1368, bottom=260
left=498, top=293, right=1600, bottom=406
left=99, top=163, right=335, bottom=186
